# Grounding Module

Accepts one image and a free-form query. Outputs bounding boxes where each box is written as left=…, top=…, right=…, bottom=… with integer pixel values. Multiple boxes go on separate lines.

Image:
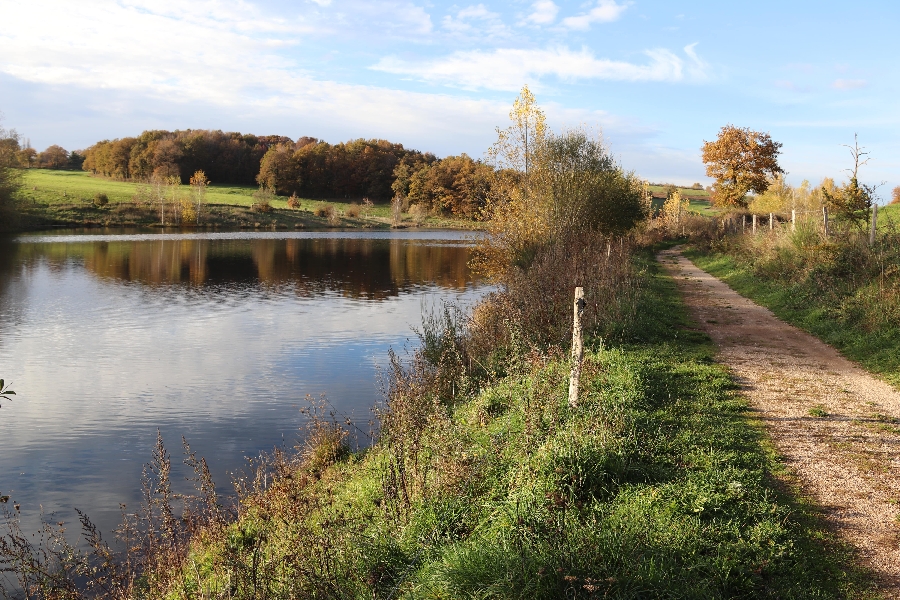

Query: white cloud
left=682, top=43, right=709, bottom=81
left=441, top=4, right=508, bottom=37
left=373, top=45, right=706, bottom=91
left=561, top=0, right=628, bottom=30
left=832, top=79, right=867, bottom=90
left=526, top=0, right=559, bottom=25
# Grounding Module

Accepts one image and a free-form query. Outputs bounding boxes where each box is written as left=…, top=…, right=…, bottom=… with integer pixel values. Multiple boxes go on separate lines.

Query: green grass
left=686, top=247, right=900, bottom=390
left=14, top=169, right=478, bottom=230
left=168, top=251, right=877, bottom=599
left=878, top=202, right=900, bottom=229
left=647, top=184, right=710, bottom=198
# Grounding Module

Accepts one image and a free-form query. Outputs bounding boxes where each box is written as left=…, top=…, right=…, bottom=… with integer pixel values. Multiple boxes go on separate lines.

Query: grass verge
left=169, top=251, right=877, bottom=599
left=685, top=247, right=900, bottom=390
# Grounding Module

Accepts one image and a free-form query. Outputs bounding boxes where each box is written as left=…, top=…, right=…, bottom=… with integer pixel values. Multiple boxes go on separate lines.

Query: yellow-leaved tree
left=474, top=85, right=549, bottom=278
left=190, top=170, right=209, bottom=225
left=474, top=86, right=647, bottom=279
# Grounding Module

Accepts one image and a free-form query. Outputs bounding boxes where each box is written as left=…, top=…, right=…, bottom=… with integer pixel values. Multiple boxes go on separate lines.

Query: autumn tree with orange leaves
left=701, top=125, right=783, bottom=208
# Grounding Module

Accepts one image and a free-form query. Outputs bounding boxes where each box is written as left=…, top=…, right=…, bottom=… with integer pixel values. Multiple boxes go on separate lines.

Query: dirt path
left=658, top=247, right=900, bottom=592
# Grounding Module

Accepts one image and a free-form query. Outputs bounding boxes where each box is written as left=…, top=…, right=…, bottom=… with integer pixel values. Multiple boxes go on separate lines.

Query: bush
left=93, top=192, right=109, bottom=206
left=346, top=203, right=360, bottom=218
left=180, top=197, right=197, bottom=224
left=286, top=193, right=301, bottom=209
left=469, top=233, right=641, bottom=359
left=252, top=186, right=274, bottom=213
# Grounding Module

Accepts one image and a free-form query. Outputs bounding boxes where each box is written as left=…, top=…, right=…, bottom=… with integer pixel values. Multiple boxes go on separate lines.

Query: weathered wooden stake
left=568, top=287, right=586, bottom=409
left=752, top=214, right=757, bottom=234
left=742, top=215, right=746, bottom=233
left=823, top=206, right=830, bottom=238
left=870, top=204, right=878, bottom=246
left=769, top=212, right=774, bottom=232
left=792, top=210, right=796, bottom=232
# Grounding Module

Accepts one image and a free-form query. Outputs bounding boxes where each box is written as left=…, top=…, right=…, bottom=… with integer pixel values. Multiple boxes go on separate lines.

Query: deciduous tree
left=475, top=87, right=646, bottom=278
left=0, top=123, right=22, bottom=229
left=189, top=170, right=209, bottom=224
left=823, top=135, right=879, bottom=228
left=701, top=125, right=783, bottom=207
left=39, top=144, right=70, bottom=169
left=256, top=144, right=298, bottom=195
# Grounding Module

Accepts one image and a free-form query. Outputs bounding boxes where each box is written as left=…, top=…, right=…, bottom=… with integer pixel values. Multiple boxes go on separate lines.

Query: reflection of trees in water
left=9, top=238, right=477, bottom=298
left=0, top=238, right=23, bottom=330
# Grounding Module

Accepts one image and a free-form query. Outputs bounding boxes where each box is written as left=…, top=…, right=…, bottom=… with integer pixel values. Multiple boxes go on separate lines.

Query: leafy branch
left=0, top=379, right=14, bottom=408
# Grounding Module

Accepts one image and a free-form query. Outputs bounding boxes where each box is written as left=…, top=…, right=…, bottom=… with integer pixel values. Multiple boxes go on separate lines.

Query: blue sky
left=1, top=0, right=898, bottom=192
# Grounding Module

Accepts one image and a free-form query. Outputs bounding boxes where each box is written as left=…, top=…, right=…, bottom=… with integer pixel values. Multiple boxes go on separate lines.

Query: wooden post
left=742, top=215, right=746, bottom=233
left=752, top=214, right=757, bottom=234
left=870, top=204, right=878, bottom=246
left=769, top=212, right=774, bottom=232
left=792, top=210, right=796, bottom=232
left=607, top=241, right=611, bottom=259
left=823, top=206, right=830, bottom=238
left=568, top=287, right=586, bottom=409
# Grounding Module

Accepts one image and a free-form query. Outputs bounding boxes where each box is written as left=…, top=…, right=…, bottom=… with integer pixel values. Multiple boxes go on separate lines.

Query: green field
left=20, top=169, right=393, bottom=216
left=14, top=169, right=480, bottom=230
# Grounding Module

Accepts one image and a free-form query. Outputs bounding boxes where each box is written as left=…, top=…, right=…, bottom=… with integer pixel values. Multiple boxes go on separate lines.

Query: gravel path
left=659, top=247, right=900, bottom=593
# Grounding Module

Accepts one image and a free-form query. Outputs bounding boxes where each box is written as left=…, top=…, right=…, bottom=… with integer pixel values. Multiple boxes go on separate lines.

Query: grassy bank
left=12, top=170, right=478, bottom=231
left=152, top=251, right=875, bottom=599
left=686, top=226, right=900, bottom=389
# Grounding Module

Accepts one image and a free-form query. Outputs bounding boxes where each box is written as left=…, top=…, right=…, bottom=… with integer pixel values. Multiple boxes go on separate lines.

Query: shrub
left=346, top=203, right=360, bottom=218
left=390, top=195, right=403, bottom=226
left=314, top=203, right=334, bottom=218
left=252, top=186, right=274, bottom=213
left=409, top=203, right=427, bottom=225
left=468, top=233, right=641, bottom=362
left=287, top=193, right=301, bottom=209
left=93, top=192, right=109, bottom=206
left=179, top=196, right=197, bottom=225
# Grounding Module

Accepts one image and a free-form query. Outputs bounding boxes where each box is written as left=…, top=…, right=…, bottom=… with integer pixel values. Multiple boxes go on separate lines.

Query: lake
left=0, top=229, right=488, bottom=541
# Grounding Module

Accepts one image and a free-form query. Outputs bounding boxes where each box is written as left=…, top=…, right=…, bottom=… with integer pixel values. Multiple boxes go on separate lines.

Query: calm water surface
left=0, top=230, right=488, bottom=539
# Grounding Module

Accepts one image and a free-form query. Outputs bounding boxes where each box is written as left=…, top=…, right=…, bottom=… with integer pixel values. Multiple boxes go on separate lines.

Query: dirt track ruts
left=659, top=247, right=900, bottom=593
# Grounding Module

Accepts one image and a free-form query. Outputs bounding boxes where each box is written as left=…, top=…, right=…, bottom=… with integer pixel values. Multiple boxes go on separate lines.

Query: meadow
left=15, top=169, right=478, bottom=230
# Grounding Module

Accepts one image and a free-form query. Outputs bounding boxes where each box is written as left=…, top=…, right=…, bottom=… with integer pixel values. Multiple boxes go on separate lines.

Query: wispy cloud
left=373, top=45, right=707, bottom=91
left=832, top=78, right=867, bottom=90
left=561, top=0, right=629, bottom=30
left=525, top=0, right=559, bottom=25
left=441, top=4, right=508, bottom=38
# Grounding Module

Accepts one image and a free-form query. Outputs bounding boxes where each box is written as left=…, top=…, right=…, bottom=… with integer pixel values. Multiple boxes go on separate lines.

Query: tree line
left=82, top=130, right=293, bottom=185
left=0, top=130, right=84, bottom=171
left=75, top=129, right=496, bottom=215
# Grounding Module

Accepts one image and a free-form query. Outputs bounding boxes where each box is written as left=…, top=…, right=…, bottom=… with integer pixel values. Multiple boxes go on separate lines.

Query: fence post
left=742, top=214, right=746, bottom=233
left=870, top=204, right=878, bottom=246
left=568, top=287, right=586, bottom=409
left=769, top=212, right=774, bottom=232
left=823, top=206, right=830, bottom=238
left=792, top=210, right=796, bottom=232
left=752, top=214, right=757, bottom=234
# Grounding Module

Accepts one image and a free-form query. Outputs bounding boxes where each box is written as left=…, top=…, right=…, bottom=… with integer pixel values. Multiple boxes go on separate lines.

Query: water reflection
left=9, top=235, right=475, bottom=298
left=0, top=231, right=486, bottom=547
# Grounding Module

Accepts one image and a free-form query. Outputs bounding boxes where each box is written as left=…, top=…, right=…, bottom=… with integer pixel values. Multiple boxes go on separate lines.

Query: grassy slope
left=878, top=202, right=900, bottom=228
left=177, top=252, right=876, bottom=599
left=15, top=169, right=476, bottom=230
left=686, top=247, right=900, bottom=389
